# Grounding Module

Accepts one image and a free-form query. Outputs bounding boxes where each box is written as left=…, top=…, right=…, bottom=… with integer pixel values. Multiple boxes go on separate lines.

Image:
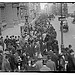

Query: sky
left=40, top=3, right=75, bottom=13
left=40, top=3, right=53, bottom=11
left=40, top=3, right=47, bottom=10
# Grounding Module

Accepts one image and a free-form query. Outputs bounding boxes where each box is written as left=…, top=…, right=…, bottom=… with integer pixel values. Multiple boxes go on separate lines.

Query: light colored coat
left=46, top=59, right=56, bottom=71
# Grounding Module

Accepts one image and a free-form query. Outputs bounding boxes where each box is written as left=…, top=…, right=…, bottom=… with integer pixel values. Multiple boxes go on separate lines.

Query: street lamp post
left=60, top=3, right=64, bottom=53
left=25, top=14, right=28, bottom=25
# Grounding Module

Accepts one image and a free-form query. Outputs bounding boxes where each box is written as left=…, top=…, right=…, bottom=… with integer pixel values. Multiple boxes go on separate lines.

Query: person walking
left=2, top=54, right=11, bottom=72
left=46, top=55, right=56, bottom=71
left=4, top=35, right=10, bottom=49
left=67, top=51, right=75, bottom=71
left=35, top=57, right=43, bottom=71
left=40, top=59, right=51, bottom=71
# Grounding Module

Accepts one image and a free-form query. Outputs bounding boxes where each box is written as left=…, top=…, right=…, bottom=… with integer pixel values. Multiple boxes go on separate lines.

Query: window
left=17, top=7, right=19, bottom=17
left=1, top=7, right=5, bottom=22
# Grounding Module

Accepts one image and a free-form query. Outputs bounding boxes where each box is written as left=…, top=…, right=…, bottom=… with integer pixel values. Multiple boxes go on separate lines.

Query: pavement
left=51, top=16, right=75, bottom=54
left=2, top=23, right=22, bottom=39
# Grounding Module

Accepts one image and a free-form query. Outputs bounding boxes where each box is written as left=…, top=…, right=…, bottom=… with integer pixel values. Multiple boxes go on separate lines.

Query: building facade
left=0, top=2, right=41, bottom=30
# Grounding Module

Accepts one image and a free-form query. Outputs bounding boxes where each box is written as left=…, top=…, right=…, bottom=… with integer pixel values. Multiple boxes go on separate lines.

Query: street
left=51, top=16, right=75, bottom=53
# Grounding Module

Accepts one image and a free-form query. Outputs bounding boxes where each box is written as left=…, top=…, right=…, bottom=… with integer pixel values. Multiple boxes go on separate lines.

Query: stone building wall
left=0, top=3, right=19, bottom=29
left=0, top=2, right=41, bottom=29
left=0, top=8, right=1, bottom=22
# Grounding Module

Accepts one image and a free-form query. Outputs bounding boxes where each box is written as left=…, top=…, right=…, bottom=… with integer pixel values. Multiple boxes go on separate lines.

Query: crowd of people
left=0, top=15, right=75, bottom=72
left=0, top=36, right=74, bottom=72
left=0, top=33, right=59, bottom=72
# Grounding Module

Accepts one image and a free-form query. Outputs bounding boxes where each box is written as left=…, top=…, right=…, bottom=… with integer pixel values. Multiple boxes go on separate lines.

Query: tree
left=56, top=3, right=61, bottom=16
left=50, top=3, right=57, bottom=15
left=35, top=12, right=57, bottom=39
left=62, top=3, right=68, bottom=17
left=35, top=13, right=48, bottom=26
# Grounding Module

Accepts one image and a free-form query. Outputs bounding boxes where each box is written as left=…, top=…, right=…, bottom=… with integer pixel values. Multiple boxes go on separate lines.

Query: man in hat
left=2, top=53, right=11, bottom=72
left=11, top=35, right=16, bottom=47
left=35, top=57, right=43, bottom=70
left=12, top=36, right=18, bottom=49
left=46, top=55, right=56, bottom=71
left=29, top=41, right=35, bottom=58
left=9, top=36, right=12, bottom=44
left=8, top=52, right=17, bottom=72
left=67, top=51, right=75, bottom=71
left=68, top=45, right=72, bottom=53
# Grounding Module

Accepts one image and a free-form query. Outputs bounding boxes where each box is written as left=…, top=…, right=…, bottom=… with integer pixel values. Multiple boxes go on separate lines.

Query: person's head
left=5, top=55, right=8, bottom=59
left=6, top=35, right=8, bottom=38
left=47, top=55, right=51, bottom=60
left=54, top=41, right=57, bottom=44
left=12, top=35, right=14, bottom=39
left=46, top=34, right=50, bottom=37
left=10, top=36, right=12, bottom=39
left=23, top=52, right=26, bottom=56
left=15, top=36, right=17, bottom=39
left=5, top=49, right=8, bottom=51
left=14, top=51, right=18, bottom=55
left=69, top=45, right=72, bottom=48
left=18, top=36, right=20, bottom=38
left=27, top=56, right=30, bottom=59
left=65, top=47, right=68, bottom=50
left=53, top=51, right=56, bottom=54
left=12, top=35, right=14, bottom=37
left=31, top=60, right=35, bottom=66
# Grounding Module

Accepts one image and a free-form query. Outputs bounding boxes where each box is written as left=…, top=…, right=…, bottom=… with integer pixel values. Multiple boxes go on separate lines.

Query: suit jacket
left=35, top=60, right=43, bottom=70
left=46, top=59, right=56, bottom=71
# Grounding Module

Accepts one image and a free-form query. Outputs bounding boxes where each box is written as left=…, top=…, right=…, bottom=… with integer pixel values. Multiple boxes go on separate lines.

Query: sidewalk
left=2, top=24, right=22, bottom=39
